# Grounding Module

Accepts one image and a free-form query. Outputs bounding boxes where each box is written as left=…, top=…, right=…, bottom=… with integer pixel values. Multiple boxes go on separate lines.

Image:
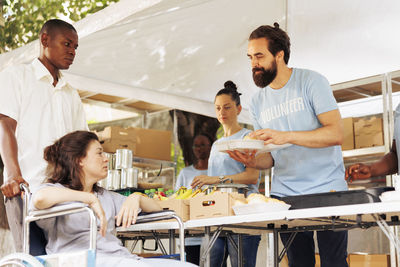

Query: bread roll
left=233, top=199, right=247, bottom=206
left=247, top=193, right=267, bottom=204
left=243, top=135, right=256, bottom=140
left=265, top=197, right=285, bottom=204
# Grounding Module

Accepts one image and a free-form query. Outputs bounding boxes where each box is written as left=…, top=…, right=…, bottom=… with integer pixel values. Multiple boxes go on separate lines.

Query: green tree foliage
left=0, top=0, right=119, bottom=53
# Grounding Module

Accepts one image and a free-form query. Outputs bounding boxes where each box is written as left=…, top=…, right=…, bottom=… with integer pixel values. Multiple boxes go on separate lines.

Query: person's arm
left=346, top=140, right=398, bottom=181
left=228, top=150, right=274, bottom=170
left=249, top=109, right=343, bottom=148
left=116, top=194, right=161, bottom=228
left=191, top=167, right=260, bottom=188
left=33, top=186, right=107, bottom=236
left=33, top=186, right=96, bottom=209
left=0, top=114, right=29, bottom=197
left=139, top=195, right=162, bottom=212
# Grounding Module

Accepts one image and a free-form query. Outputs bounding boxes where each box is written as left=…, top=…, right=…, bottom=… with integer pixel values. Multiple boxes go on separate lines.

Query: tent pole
left=173, top=109, right=178, bottom=186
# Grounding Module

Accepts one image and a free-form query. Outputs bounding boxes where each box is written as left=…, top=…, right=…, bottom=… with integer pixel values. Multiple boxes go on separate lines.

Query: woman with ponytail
left=33, top=131, right=196, bottom=267
left=191, top=81, right=261, bottom=267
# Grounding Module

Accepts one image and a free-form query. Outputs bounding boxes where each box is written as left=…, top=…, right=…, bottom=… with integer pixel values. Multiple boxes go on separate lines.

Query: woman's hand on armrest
left=116, top=194, right=141, bottom=228
left=87, top=196, right=107, bottom=237
left=116, top=194, right=162, bottom=228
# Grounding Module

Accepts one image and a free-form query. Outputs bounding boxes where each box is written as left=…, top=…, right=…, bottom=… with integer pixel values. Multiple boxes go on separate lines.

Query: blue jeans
left=210, top=234, right=261, bottom=267
left=280, top=230, right=348, bottom=267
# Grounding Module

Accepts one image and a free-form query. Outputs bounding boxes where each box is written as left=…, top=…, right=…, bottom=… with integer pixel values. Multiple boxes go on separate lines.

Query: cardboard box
left=96, top=126, right=172, bottom=161
left=281, top=254, right=350, bottom=267
left=342, top=117, right=355, bottom=150
left=157, top=198, right=190, bottom=221
left=101, top=138, right=137, bottom=153
left=354, top=116, right=384, bottom=149
left=189, top=192, right=245, bottom=220
left=133, top=127, right=172, bottom=161
left=349, top=254, right=389, bottom=267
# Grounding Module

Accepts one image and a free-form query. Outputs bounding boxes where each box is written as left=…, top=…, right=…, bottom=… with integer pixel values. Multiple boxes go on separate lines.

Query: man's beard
left=252, top=60, right=277, bottom=88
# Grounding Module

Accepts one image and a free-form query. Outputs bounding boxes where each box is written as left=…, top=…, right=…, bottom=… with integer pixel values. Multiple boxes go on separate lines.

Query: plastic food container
left=216, top=140, right=291, bottom=153
left=233, top=202, right=291, bottom=215
left=281, top=187, right=395, bottom=210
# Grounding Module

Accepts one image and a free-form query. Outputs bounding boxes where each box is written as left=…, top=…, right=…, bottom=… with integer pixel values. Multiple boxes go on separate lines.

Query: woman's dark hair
left=194, top=132, right=215, bottom=145
left=44, top=130, right=102, bottom=193
left=215, top=80, right=242, bottom=106
left=249, top=22, right=291, bottom=64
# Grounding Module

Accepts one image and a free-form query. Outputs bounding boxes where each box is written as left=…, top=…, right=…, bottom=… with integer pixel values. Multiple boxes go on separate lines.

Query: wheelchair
left=0, top=184, right=185, bottom=267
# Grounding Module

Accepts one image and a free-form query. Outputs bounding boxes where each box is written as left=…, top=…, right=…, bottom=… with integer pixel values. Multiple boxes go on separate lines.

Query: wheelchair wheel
left=0, top=253, right=44, bottom=267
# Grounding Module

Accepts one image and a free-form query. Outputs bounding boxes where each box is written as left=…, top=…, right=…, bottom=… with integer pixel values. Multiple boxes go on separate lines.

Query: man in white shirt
left=0, top=19, right=88, bottom=252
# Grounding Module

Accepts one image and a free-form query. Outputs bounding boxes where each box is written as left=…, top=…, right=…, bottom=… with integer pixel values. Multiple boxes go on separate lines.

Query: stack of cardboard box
left=95, top=126, right=172, bottom=161
left=341, top=116, right=384, bottom=151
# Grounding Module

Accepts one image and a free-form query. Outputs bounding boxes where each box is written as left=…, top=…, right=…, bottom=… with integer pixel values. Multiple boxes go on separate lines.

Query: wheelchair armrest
left=116, top=210, right=186, bottom=262
left=23, top=202, right=97, bottom=254
left=135, top=210, right=177, bottom=224
left=28, top=202, right=90, bottom=221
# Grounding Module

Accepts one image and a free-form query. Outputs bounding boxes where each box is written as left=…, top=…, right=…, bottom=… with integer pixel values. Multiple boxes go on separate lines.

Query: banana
left=177, top=186, right=187, bottom=196
left=207, top=186, right=217, bottom=195
left=176, top=188, right=193, bottom=199
left=186, top=188, right=202, bottom=199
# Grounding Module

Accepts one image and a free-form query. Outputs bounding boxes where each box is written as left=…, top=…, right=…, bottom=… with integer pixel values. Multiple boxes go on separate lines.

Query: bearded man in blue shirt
left=229, top=23, right=348, bottom=267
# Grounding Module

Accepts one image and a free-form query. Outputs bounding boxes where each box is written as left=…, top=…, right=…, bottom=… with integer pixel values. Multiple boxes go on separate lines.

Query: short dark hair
left=249, top=22, right=291, bottom=64
left=44, top=131, right=102, bottom=193
left=39, top=19, right=77, bottom=37
left=215, top=80, right=242, bottom=106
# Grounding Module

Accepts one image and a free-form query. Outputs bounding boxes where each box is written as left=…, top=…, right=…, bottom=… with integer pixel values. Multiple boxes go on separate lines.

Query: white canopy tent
left=1, top=0, right=399, bottom=122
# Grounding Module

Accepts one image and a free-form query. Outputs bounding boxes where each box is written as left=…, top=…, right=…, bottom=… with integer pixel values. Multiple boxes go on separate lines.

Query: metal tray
left=281, top=187, right=395, bottom=210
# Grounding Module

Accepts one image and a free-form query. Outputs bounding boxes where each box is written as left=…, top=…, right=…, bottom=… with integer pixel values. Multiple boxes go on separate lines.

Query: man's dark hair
left=249, top=22, right=291, bottom=64
left=39, top=19, right=77, bottom=36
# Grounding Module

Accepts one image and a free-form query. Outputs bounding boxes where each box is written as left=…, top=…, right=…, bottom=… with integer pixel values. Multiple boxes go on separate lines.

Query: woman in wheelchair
left=32, top=130, right=196, bottom=267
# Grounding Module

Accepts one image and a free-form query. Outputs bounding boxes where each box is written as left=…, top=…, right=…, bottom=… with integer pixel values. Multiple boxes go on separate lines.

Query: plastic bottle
left=166, top=190, right=174, bottom=197
left=148, top=188, right=156, bottom=198
left=144, top=189, right=150, bottom=197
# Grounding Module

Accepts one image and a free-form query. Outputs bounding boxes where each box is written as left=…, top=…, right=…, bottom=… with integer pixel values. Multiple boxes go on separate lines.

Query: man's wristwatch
left=218, top=175, right=225, bottom=183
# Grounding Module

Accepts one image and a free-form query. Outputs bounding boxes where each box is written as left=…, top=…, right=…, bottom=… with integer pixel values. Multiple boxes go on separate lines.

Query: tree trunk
left=171, top=110, right=219, bottom=166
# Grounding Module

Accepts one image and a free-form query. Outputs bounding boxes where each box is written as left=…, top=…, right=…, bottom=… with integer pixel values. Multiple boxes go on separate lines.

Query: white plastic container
left=232, top=202, right=291, bottom=215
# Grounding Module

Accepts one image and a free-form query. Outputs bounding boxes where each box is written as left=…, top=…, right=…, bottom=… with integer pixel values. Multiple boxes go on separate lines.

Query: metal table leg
left=200, top=226, right=212, bottom=267
left=168, top=229, right=176, bottom=254
left=274, top=230, right=279, bottom=267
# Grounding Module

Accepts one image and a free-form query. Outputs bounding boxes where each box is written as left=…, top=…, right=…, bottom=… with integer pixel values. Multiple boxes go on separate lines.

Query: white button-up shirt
left=0, top=58, right=88, bottom=191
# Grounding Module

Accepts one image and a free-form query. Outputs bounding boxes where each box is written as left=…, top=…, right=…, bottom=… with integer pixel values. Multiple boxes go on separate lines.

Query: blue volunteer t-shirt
left=250, top=68, right=347, bottom=197
left=208, top=128, right=260, bottom=194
